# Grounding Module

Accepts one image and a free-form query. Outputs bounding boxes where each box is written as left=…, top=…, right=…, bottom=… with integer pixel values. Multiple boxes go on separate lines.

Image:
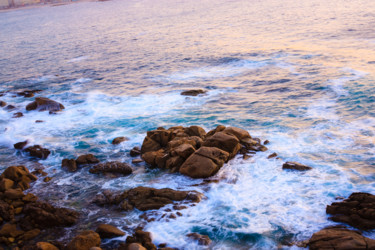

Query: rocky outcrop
left=282, top=162, right=312, bottom=171
left=14, top=140, right=28, bottom=150
left=95, top=224, right=125, bottom=238
left=24, top=145, right=51, bottom=159
left=308, top=227, right=375, bottom=250
left=94, top=187, right=202, bottom=212
left=112, top=137, right=129, bottom=145
left=186, top=233, right=212, bottom=246
left=66, top=230, right=101, bottom=250
left=326, top=192, right=375, bottom=230
left=180, top=89, right=207, bottom=96
left=89, top=161, right=132, bottom=176
left=140, top=125, right=266, bottom=178
left=26, top=97, right=65, bottom=112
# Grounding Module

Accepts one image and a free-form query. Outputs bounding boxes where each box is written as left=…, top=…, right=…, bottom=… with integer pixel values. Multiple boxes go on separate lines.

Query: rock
left=112, top=137, right=129, bottom=145
left=0, top=178, right=14, bottom=192
left=26, top=97, right=65, bottom=112
left=23, top=201, right=79, bottom=228
left=127, top=243, right=146, bottom=250
left=223, top=127, right=251, bottom=142
left=24, top=145, right=51, bottom=159
left=17, top=89, right=42, bottom=98
left=130, top=147, right=141, bottom=157
left=22, top=228, right=41, bottom=240
left=23, top=193, right=38, bottom=202
left=4, top=104, right=15, bottom=110
left=0, top=165, right=37, bottom=191
left=180, top=146, right=229, bottom=178
left=263, top=140, right=270, bottom=145
left=89, top=161, right=132, bottom=175
left=202, top=132, right=240, bottom=158
left=43, top=177, right=52, bottom=182
left=326, top=192, right=375, bottom=230
left=14, top=140, right=28, bottom=149
left=267, top=152, right=277, bottom=159
left=95, top=224, right=125, bottom=238
left=0, top=100, right=6, bottom=107
left=0, top=223, right=24, bottom=238
left=4, top=188, right=25, bottom=200
left=35, top=242, right=59, bottom=250
left=125, top=230, right=156, bottom=250
left=62, top=158, right=78, bottom=172
left=308, top=227, right=375, bottom=250
left=0, top=200, right=14, bottom=221
left=282, top=161, right=312, bottom=171
left=76, top=154, right=100, bottom=165
left=172, top=143, right=196, bottom=159
left=184, top=126, right=206, bottom=138
left=12, top=112, right=23, bottom=118
left=35, top=120, right=44, bottom=123
left=132, top=159, right=144, bottom=164
left=186, top=233, right=211, bottom=246
left=66, top=230, right=101, bottom=250
left=206, top=125, right=226, bottom=137
left=180, top=89, right=207, bottom=96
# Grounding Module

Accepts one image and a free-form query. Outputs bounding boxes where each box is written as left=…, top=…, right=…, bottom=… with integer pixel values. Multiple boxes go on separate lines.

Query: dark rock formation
left=24, top=145, right=51, bottom=159
left=66, top=230, right=101, bottom=250
left=125, top=229, right=157, bottom=250
left=12, top=112, right=23, bottom=118
left=130, top=147, right=141, bottom=157
left=326, top=192, right=375, bottom=230
left=180, top=89, right=207, bottom=96
left=112, top=136, right=129, bottom=145
left=95, top=224, right=125, bottom=238
left=61, top=159, right=77, bottom=172
left=4, top=104, right=16, bottom=110
left=14, top=140, right=28, bottom=149
left=0, top=100, right=6, bottom=107
left=16, top=89, right=42, bottom=98
left=308, top=226, right=375, bottom=250
left=89, top=161, right=132, bottom=176
left=267, top=152, right=277, bottom=159
left=76, top=154, right=100, bottom=165
left=186, top=233, right=212, bottom=246
left=0, top=165, right=37, bottom=191
left=282, top=162, right=312, bottom=171
left=26, top=97, right=65, bottom=112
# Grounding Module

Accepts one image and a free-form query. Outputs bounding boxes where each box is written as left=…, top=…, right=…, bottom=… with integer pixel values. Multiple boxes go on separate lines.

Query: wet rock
left=180, top=146, right=229, bottom=178
left=62, top=159, right=78, bottom=172
left=180, top=89, right=207, bottom=96
left=90, top=161, right=132, bottom=175
left=23, top=201, right=79, bottom=228
left=308, top=227, right=375, bottom=250
left=66, top=230, right=101, bottom=250
left=12, top=112, right=23, bottom=118
left=4, top=188, right=25, bottom=200
left=22, top=228, right=41, bottom=240
left=130, top=147, right=141, bottom=157
left=127, top=243, right=146, bottom=250
left=132, top=159, right=144, bottom=164
left=263, top=140, right=270, bottom=145
left=0, top=100, right=6, bottom=107
left=326, top=192, right=375, bottom=230
left=0, top=165, right=37, bottom=191
left=35, top=120, right=44, bottom=123
left=282, top=161, right=312, bottom=171
left=267, top=152, right=277, bottom=159
left=43, top=177, right=52, bottom=182
left=125, top=229, right=156, bottom=250
left=26, top=97, right=65, bottom=112
left=76, top=154, right=100, bottom=165
left=184, top=125, right=207, bottom=138
left=4, top=104, right=16, bottom=110
left=95, top=224, right=125, bottom=238
left=202, top=132, right=240, bottom=158
left=0, top=178, right=14, bottom=192
left=17, top=89, right=42, bottom=98
left=0, top=223, right=24, bottom=238
left=35, top=242, right=59, bottom=250
left=14, top=140, right=28, bottom=150
left=112, top=136, right=129, bottom=145
left=186, top=233, right=211, bottom=246
left=24, top=145, right=51, bottom=159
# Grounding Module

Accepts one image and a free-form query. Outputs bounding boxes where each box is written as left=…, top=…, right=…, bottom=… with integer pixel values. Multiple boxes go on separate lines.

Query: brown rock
left=267, top=153, right=277, bottom=159
left=24, top=145, right=51, bottom=159
left=35, top=242, right=59, bottom=250
left=12, top=112, right=23, bottom=118
left=4, top=104, right=16, bottom=110
left=263, top=140, right=270, bottom=145
left=184, top=126, right=206, bottom=138
left=326, top=192, right=375, bottom=230
left=23, top=193, right=38, bottom=203
left=4, top=188, right=24, bottom=200
left=132, top=159, right=144, bottom=164
left=0, top=223, right=24, bottom=238
left=202, top=132, right=240, bottom=158
left=125, top=230, right=156, bottom=250
left=89, top=161, right=132, bottom=175
left=112, top=136, right=129, bottom=145
left=95, top=224, right=125, bottom=238
left=282, top=162, right=312, bottom=171
left=186, top=233, right=211, bottom=245
left=43, top=177, right=52, bottom=182
left=130, top=147, right=141, bottom=157
left=0, top=178, right=14, bottom=192
left=206, top=125, right=226, bottom=137
left=173, top=143, right=195, bottom=159
left=66, top=230, right=101, bottom=250
left=22, top=228, right=41, bottom=240
left=26, top=97, right=65, bottom=112
left=179, top=146, right=229, bottom=178
left=127, top=243, right=146, bottom=250
left=62, top=158, right=77, bottom=172
left=17, top=89, right=42, bottom=98
left=180, top=89, right=207, bottom=96
left=0, top=100, right=6, bottom=107
left=14, top=140, right=28, bottom=150
left=76, top=154, right=100, bottom=165
left=308, top=227, right=375, bottom=250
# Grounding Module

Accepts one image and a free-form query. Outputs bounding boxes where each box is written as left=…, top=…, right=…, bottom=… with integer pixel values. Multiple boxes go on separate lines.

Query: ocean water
left=1, top=0, right=375, bottom=249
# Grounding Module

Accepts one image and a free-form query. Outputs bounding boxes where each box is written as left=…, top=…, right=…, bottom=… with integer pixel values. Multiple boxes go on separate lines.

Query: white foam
left=68, top=56, right=89, bottom=62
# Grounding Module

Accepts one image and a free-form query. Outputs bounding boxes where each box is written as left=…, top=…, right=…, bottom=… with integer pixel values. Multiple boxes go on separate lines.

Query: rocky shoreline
left=1, top=92, right=375, bottom=249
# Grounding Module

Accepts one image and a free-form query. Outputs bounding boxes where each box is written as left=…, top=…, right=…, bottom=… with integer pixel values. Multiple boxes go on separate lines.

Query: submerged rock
left=26, top=97, right=65, bottom=112
left=24, top=145, right=51, bottom=159
left=326, top=192, right=375, bottom=230
left=95, top=224, right=125, bottom=238
left=308, top=227, right=375, bottom=250
left=17, top=89, right=42, bottom=98
left=180, top=89, right=207, bottom=96
left=0, top=165, right=37, bottom=191
left=186, top=232, right=212, bottom=246
left=282, top=161, right=312, bottom=171
left=112, top=136, right=129, bottom=145
left=12, top=112, right=23, bottom=118
left=90, top=161, right=132, bottom=176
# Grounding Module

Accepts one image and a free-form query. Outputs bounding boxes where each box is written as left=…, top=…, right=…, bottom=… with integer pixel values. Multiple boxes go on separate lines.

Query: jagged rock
left=223, top=127, right=251, bottom=142
left=24, top=145, right=51, bottom=159
left=282, top=161, right=312, bottom=171
left=112, top=137, right=129, bottom=145
left=206, top=125, right=226, bottom=137
left=95, top=224, right=125, bottom=238
left=66, top=230, right=101, bottom=250
left=76, top=154, right=100, bottom=165
left=180, top=89, right=207, bottom=96
left=184, top=126, right=206, bottom=138
left=326, top=192, right=375, bottom=230
left=179, top=146, right=229, bottom=178
left=22, top=201, right=79, bottom=228
left=130, top=147, right=141, bottom=157
left=0, top=165, right=37, bottom=191
left=125, top=229, right=156, bottom=250
left=186, top=233, right=212, bottom=245
left=14, top=140, right=28, bottom=149
left=308, top=227, right=375, bottom=250
left=89, top=161, right=132, bottom=175
left=62, top=159, right=77, bottom=172
left=202, top=132, right=240, bottom=158
left=26, top=97, right=65, bottom=112
left=263, top=140, right=270, bottom=145
left=35, top=242, right=59, bottom=250
left=0, top=178, right=14, bottom=192
left=132, top=159, right=144, bottom=164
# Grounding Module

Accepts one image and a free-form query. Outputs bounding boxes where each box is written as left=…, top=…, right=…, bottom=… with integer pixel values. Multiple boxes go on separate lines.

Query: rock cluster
left=141, top=125, right=267, bottom=178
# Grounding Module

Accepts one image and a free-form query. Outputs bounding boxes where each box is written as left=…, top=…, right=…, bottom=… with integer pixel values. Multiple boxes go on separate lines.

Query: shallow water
left=0, top=0, right=375, bottom=249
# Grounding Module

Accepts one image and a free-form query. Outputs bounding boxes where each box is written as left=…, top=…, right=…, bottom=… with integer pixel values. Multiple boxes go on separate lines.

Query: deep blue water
left=1, top=0, right=375, bottom=249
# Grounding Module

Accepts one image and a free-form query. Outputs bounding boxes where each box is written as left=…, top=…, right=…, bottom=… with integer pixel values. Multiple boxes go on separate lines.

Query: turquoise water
left=0, top=0, right=375, bottom=249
